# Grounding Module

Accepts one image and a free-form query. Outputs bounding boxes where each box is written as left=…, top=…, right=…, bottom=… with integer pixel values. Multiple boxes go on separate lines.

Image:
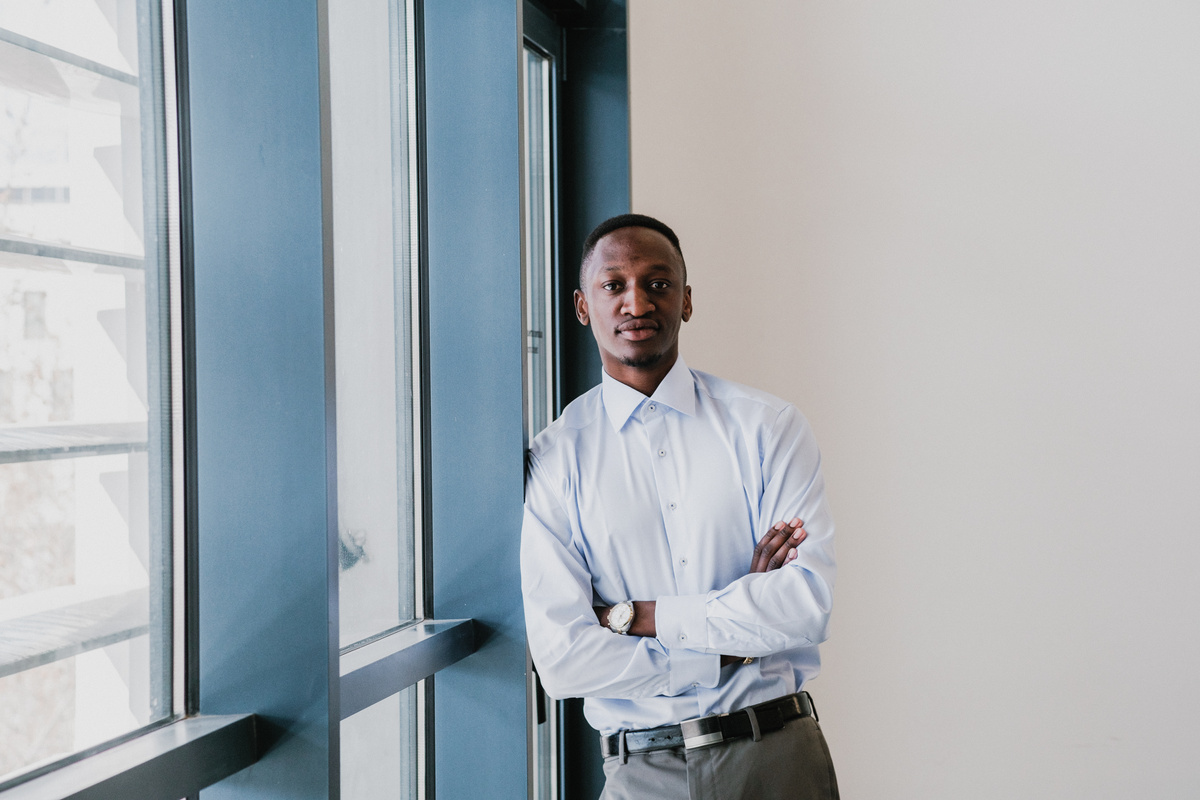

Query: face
left=574, top=226, right=692, bottom=392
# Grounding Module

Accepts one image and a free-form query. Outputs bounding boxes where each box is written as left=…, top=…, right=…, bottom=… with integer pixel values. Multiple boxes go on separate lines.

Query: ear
left=574, top=289, right=590, bottom=326
left=681, top=285, right=692, bottom=322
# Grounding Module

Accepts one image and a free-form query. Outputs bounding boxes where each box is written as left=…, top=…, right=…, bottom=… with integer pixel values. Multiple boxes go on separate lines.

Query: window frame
left=0, top=0, right=631, bottom=796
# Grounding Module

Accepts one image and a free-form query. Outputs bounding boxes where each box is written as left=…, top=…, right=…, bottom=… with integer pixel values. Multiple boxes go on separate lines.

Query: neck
left=603, top=351, right=679, bottom=397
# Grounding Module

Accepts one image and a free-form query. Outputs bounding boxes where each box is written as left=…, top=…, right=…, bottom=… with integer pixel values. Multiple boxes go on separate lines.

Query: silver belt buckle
left=680, top=714, right=725, bottom=750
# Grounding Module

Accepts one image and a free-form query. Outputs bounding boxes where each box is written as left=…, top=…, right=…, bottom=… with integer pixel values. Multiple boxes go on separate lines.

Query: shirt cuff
left=656, top=594, right=717, bottom=694
left=655, top=593, right=709, bottom=651
left=666, top=646, right=720, bottom=696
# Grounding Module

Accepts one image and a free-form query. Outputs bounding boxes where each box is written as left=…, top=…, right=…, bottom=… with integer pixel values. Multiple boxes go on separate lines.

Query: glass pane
left=329, top=0, right=417, bottom=648
left=0, top=39, right=144, bottom=256
left=0, top=0, right=175, bottom=785
left=0, top=1, right=140, bottom=75
left=523, top=48, right=554, bottom=439
left=341, top=684, right=418, bottom=800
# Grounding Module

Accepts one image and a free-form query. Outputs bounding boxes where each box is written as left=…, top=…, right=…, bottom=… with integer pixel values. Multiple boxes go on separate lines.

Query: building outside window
left=0, top=0, right=178, bottom=785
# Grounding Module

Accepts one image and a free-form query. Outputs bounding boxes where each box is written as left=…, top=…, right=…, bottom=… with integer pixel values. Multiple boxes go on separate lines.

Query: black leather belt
left=600, top=691, right=817, bottom=759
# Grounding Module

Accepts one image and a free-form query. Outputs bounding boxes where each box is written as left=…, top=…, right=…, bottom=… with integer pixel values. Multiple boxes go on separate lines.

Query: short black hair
left=579, top=213, right=686, bottom=287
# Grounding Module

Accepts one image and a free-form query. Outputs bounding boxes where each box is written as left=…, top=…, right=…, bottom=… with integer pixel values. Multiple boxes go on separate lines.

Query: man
left=521, top=214, right=839, bottom=800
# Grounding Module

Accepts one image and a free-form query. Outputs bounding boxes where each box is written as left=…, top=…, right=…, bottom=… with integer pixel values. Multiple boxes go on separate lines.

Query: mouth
left=616, top=320, right=659, bottom=341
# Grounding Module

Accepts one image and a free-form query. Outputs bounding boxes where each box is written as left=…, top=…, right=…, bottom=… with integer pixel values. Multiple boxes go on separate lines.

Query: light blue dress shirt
left=521, top=357, right=836, bottom=735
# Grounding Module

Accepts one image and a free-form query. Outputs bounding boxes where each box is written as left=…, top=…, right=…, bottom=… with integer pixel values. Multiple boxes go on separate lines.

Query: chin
left=617, top=351, right=666, bottom=369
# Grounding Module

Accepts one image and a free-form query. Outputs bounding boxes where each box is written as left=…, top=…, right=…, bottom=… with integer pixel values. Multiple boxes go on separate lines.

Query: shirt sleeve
left=521, top=450, right=722, bottom=700
left=654, top=403, right=836, bottom=658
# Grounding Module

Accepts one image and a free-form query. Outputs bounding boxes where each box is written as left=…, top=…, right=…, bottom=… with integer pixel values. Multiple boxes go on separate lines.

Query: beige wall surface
left=629, top=2, right=1200, bottom=797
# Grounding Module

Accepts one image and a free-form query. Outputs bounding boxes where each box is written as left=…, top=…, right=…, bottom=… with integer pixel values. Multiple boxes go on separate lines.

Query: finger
left=751, top=522, right=785, bottom=571
left=751, top=532, right=777, bottom=572
left=773, top=528, right=807, bottom=569
left=766, top=526, right=808, bottom=571
left=765, top=537, right=795, bottom=570
left=752, top=523, right=792, bottom=572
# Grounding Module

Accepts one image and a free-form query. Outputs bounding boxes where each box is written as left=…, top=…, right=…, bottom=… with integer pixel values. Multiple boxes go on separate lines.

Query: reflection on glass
left=341, top=685, right=418, bottom=800
left=0, top=0, right=174, bottom=784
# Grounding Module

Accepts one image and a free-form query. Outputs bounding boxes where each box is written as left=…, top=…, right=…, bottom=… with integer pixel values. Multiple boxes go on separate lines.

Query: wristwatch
left=607, top=601, right=635, bottom=635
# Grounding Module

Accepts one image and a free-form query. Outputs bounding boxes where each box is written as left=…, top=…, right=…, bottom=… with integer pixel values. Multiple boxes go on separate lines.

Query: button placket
left=646, top=406, right=688, bottom=591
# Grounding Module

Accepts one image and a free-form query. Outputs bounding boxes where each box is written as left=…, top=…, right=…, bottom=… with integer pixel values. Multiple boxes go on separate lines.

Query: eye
left=602, top=281, right=621, bottom=291
left=650, top=280, right=670, bottom=290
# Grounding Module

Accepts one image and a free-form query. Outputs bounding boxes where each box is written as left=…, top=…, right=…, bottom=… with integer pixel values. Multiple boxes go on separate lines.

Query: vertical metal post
left=183, top=0, right=337, bottom=795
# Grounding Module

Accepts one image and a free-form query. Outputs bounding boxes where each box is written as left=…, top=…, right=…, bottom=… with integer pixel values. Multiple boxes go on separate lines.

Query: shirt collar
left=601, top=356, right=697, bottom=431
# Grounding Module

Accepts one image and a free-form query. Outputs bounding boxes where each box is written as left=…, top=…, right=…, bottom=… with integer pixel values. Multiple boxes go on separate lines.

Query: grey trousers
left=599, top=716, right=839, bottom=800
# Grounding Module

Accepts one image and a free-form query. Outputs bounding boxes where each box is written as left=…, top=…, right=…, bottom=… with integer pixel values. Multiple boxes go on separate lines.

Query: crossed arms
left=593, top=517, right=811, bottom=666
left=521, top=403, right=836, bottom=702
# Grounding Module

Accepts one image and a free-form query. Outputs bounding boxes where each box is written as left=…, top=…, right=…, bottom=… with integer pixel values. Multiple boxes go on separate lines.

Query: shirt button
left=669, top=502, right=677, bottom=510
left=648, top=404, right=656, bottom=411
left=658, top=449, right=666, bottom=457
left=679, top=634, right=686, bottom=641
left=691, top=682, right=699, bottom=688
left=679, top=557, right=687, bottom=566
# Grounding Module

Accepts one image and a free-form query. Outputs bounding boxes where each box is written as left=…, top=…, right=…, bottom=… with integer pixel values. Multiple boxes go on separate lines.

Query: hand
left=750, top=517, right=806, bottom=574
left=715, top=521, right=806, bottom=667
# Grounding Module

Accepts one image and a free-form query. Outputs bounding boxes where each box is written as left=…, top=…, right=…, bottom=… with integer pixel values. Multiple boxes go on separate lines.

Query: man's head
left=579, top=213, right=686, bottom=288
left=574, top=214, right=692, bottom=395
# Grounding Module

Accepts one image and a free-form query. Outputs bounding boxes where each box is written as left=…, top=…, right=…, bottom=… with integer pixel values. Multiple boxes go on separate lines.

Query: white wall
left=629, top=2, right=1200, bottom=797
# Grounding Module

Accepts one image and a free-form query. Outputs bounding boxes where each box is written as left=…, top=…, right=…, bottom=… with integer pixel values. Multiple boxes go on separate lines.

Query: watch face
left=610, top=603, right=633, bottom=631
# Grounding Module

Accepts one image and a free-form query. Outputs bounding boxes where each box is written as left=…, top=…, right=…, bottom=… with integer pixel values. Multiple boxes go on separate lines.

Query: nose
left=621, top=285, right=655, bottom=317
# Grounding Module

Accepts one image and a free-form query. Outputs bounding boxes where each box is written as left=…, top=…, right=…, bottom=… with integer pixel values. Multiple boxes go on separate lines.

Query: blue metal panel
left=422, top=2, right=528, bottom=798
left=183, top=1, right=335, bottom=797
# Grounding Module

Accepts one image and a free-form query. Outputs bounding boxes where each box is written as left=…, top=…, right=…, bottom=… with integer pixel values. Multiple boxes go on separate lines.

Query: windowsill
left=0, top=714, right=257, bottom=799
left=340, top=618, right=476, bottom=719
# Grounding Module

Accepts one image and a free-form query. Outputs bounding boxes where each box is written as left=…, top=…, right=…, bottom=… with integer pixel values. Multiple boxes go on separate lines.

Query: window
left=0, top=0, right=179, bottom=785
left=327, top=0, right=423, bottom=795
left=523, top=44, right=555, bottom=441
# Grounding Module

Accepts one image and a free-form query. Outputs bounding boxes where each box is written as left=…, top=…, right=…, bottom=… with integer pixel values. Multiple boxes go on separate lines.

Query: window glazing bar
left=0, top=714, right=257, bottom=800
left=0, top=27, right=139, bottom=85
left=0, top=423, right=148, bottom=464
left=340, top=618, right=476, bottom=720
left=0, top=236, right=146, bottom=271
left=0, top=588, right=148, bottom=678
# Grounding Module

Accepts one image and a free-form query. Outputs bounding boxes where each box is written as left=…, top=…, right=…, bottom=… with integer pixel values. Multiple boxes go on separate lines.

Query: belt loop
left=745, top=707, right=762, bottom=742
left=619, top=730, right=628, bottom=764
left=803, top=691, right=818, bottom=722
